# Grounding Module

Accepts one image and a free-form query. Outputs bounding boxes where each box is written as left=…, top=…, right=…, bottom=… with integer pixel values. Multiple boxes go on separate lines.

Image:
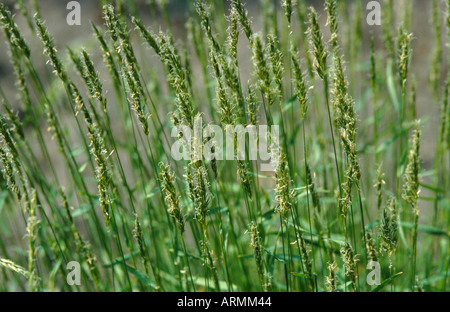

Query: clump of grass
left=0, top=0, right=448, bottom=293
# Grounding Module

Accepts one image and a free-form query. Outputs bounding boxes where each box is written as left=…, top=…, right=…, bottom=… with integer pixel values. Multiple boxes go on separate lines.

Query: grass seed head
left=380, top=197, right=398, bottom=268
left=231, top=0, right=253, bottom=41
left=308, top=8, right=328, bottom=80
left=402, top=120, right=421, bottom=210
left=160, top=162, right=185, bottom=233
left=340, top=242, right=359, bottom=291
left=0, top=4, right=31, bottom=58
left=274, top=150, right=295, bottom=220
left=326, top=261, right=338, bottom=292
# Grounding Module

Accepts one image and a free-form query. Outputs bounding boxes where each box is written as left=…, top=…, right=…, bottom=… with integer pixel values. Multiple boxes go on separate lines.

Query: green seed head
left=308, top=8, right=328, bottom=80
left=402, top=120, right=421, bottom=211
left=160, top=162, right=185, bottom=233
left=340, top=242, right=359, bottom=291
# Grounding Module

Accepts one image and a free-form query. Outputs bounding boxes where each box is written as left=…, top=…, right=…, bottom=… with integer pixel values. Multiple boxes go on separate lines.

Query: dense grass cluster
left=0, top=0, right=449, bottom=292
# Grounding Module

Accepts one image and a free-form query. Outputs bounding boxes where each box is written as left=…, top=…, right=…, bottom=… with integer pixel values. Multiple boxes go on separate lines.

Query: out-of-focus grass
left=0, top=0, right=448, bottom=292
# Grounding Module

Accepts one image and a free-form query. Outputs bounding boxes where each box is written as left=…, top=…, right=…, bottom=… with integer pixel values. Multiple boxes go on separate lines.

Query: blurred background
left=0, top=0, right=447, bottom=168
left=0, top=0, right=449, bottom=292
left=0, top=0, right=449, bottom=217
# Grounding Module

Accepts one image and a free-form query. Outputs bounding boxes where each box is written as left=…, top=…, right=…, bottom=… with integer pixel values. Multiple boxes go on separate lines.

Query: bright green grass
left=0, top=0, right=449, bottom=292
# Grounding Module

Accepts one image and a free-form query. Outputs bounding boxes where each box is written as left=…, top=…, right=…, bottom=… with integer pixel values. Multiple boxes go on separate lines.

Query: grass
left=0, top=0, right=449, bottom=292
